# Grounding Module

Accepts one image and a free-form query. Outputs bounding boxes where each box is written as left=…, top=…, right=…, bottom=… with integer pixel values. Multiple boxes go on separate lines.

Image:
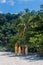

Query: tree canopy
left=0, top=5, right=43, bottom=52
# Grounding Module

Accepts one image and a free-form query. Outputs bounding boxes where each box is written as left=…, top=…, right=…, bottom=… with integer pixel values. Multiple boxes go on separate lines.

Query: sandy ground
left=0, top=52, right=43, bottom=65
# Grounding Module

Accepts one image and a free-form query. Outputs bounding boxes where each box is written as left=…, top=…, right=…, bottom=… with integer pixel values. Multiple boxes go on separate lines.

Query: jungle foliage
left=0, top=5, right=43, bottom=52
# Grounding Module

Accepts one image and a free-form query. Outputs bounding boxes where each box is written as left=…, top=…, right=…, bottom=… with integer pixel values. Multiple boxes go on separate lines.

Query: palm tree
left=16, top=9, right=33, bottom=46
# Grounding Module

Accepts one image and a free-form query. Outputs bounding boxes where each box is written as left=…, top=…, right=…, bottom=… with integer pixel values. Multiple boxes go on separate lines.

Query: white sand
left=0, top=52, right=43, bottom=65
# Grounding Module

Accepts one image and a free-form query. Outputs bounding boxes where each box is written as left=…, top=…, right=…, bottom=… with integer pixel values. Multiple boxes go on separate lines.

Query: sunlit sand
left=0, top=52, right=43, bottom=65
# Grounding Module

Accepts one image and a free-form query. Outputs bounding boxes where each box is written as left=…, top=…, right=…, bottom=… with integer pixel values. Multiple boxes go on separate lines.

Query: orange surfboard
left=15, top=43, right=19, bottom=55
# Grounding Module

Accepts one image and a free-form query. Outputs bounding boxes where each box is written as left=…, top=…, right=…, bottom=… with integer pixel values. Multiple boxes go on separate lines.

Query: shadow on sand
left=0, top=52, right=43, bottom=61
left=8, top=52, right=43, bottom=61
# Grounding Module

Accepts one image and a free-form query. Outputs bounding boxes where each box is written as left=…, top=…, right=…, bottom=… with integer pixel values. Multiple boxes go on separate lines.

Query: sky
left=0, top=0, right=43, bottom=13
